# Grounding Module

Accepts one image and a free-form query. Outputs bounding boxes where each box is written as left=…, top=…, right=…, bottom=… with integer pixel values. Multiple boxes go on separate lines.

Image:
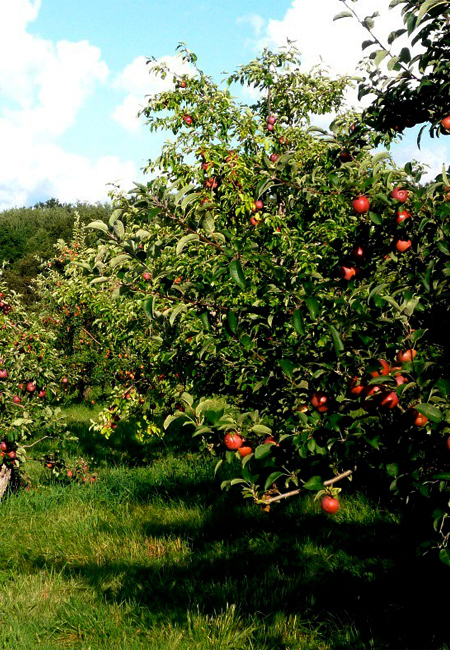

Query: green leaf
left=439, top=548, right=450, bottom=566
left=306, top=297, right=320, bottom=319
left=90, top=277, right=108, bottom=285
left=199, top=312, right=210, bottom=331
left=417, top=0, right=449, bottom=23
left=374, top=50, right=389, bottom=66
left=251, top=424, right=273, bottom=435
left=109, top=209, right=122, bottom=226
left=87, top=220, right=109, bottom=234
left=415, top=403, right=443, bottom=422
left=181, top=192, right=201, bottom=211
left=169, top=303, right=187, bottom=326
left=228, top=310, right=238, bottom=333
left=176, top=233, right=200, bottom=255
left=110, top=254, right=130, bottom=268
left=437, top=241, right=450, bottom=256
left=386, top=463, right=399, bottom=477
left=229, top=260, right=247, bottom=290
left=113, top=221, right=125, bottom=239
left=264, top=472, right=285, bottom=491
left=293, top=309, right=305, bottom=335
left=174, top=183, right=196, bottom=206
left=144, top=297, right=155, bottom=321
left=369, top=212, right=383, bottom=225
left=303, top=476, right=324, bottom=491
left=329, top=324, right=344, bottom=355
left=387, top=56, right=400, bottom=70
left=279, top=359, right=294, bottom=378
left=333, top=10, right=353, bottom=20
left=433, top=472, right=450, bottom=480
left=255, top=444, right=273, bottom=460
left=399, top=47, right=411, bottom=63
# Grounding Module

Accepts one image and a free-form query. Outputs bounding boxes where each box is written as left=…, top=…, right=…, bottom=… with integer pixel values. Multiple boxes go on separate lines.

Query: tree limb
left=261, top=468, right=354, bottom=504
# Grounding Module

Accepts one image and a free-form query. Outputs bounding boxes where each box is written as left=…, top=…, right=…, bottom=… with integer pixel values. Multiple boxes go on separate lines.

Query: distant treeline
left=0, top=199, right=111, bottom=302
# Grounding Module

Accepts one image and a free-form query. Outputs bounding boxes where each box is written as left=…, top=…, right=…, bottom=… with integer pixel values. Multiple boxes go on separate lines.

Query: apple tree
left=0, top=276, right=72, bottom=494
left=79, top=32, right=450, bottom=562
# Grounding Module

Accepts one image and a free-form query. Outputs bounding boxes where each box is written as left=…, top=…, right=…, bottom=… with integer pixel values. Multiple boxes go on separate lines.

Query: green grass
left=0, top=405, right=447, bottom=649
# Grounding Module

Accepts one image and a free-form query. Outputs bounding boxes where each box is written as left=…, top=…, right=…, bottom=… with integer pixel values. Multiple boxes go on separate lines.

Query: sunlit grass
left=0, top=405, right=446, bottom=649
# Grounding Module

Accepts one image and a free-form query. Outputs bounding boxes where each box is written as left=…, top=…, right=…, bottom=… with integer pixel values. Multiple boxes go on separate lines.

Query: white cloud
left=0, top=118, right=138, bottom=210
left=0, top=0, right=136, bottom=208
left=254, top=0, right=405, bottom=76
left=112, top=54, right=194, bottom=132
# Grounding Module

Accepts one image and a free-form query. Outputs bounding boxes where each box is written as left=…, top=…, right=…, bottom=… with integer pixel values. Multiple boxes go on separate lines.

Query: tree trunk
left=0, top=465, right=11, bottom=501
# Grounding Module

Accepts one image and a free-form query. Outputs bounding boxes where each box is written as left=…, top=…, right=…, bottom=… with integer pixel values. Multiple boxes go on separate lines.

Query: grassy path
left=0, top=405, right=446, bottom=649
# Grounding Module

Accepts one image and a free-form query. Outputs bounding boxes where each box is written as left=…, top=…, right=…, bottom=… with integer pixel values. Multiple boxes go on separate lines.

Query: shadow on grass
left=37, top=402, right=197, bottom=469
left=29, top=481, right=447, bottom=650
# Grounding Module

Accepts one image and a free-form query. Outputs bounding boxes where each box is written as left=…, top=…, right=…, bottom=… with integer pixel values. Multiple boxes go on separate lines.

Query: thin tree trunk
left=0, top=465, right=11, bottom=501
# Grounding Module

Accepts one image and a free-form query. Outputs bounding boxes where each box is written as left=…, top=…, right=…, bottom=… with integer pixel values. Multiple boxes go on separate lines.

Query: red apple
left=365, top=385, right=382, bottom=398
left=396, top=209, right=410, bottom=224
left=397, top=349, right=417, bottom=363
left=142, top=272, right=151, bottom=281
left=0, top=441, right=7, bottom=451
left=369, top=359, right=390, bottom=378
left=349, top=377, right=365, bottom=396
left=264, top=436, right=279, bottom=446
left=224, top=433, right=243, bottom=450
left=267, top=124, right=274, bottom=131
left=395, top=375, right=408, bottom=386
left=380, top=391, right=399, bottom=409
left=270, top=153, right=279, bottom=163
left=26, top=382, right=36, bottom=393
left=339, top=151, right=353, bottom=163
left=391, top=187, right=408, bottom=203
left=12, top=396, right=21, bottom=404
left=446, top=435, right=450, bottom=451
left=267, top=115, right=277, bottom=125
left=395, top=238, right=411, bottom=252
left=410, top=409, right=428, bottom=427
left=0, top=370, right=7, bottom=379
left=253, top=200, right=264, bottom=211
left=38, top=390, right=46, bottom=398
left=205, top=177, right=218, bottom=189
left=238, top=445, right=253, bottom=457
left=441, top=116, right=450, bottom=130
left=8, top=450, right=16, bottom=459
left=321, top=496, right=340, bottom=514
left=339, top=265, right=355, bottom=281
left=310, top=392, right=328, bottom=412
left=182, top=114, right=193, bottom=125
left=352, top=196, right=370, bottom=214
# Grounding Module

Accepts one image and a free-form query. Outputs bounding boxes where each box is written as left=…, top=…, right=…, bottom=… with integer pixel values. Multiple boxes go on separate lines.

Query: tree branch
left=261, top=468, right=354, bottom=504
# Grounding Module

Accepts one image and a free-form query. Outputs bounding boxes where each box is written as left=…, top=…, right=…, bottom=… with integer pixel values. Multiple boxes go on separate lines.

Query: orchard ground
left=0, top=401, right=447, bottom=650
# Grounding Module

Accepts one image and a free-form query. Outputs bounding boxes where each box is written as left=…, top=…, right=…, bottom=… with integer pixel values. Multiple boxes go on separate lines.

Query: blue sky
left=0, top=0, right=447, bottom=210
